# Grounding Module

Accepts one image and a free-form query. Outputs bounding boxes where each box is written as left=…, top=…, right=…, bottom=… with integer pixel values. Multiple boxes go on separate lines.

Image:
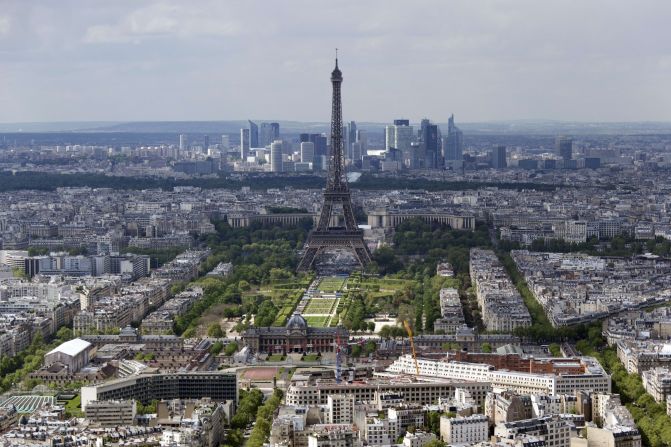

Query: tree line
left=0, top=170, right=562, bottom=193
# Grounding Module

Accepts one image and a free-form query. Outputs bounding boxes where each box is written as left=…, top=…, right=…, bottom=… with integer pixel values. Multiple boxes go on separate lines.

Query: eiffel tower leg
left=317, top=202, right=333, bottom=231
left=297, top=247, right=320, bottom=272
left=350, top=239, right=372, bottom=268
left=354, top=246, right=372, bottom=266
left=342, top=199, right=359, bottom=232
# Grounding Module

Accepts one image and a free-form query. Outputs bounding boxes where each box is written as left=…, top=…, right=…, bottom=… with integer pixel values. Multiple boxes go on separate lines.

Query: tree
left=426, top=411, right=442, bottom=435
left=364, top=340, right=377, bottom=355
left=350, top=345, right=362, bottom=357
left=269, top=268, right=292, bottom=283
left=210, top=341, right=224, bottom=355
left=379, top=325, right=392, bottom=339
left=136, top=399, right=158, bottom=415
left=224, top=342, right=238, bottom=356
left=481, top=342, right=492, bottom=353
left=55, top=327, right=73, bottom=343
left=371, top=246, right=403, bottom=275
left=207, top=323, right=224, bottom=338
left=255, top=300, right=279, bottom=327
left=442, top=342, right=460, bottom=351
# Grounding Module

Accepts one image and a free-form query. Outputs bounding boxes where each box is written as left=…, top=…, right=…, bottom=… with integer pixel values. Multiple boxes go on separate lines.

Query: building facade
left=243, top=313, right=348, bottom=354
left=440, top=414, right=489, bottom=445
left=81, top=372, right=237, bottom=410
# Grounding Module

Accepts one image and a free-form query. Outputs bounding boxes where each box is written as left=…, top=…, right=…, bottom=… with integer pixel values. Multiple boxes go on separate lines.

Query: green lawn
left=267, top=354, right=285, bottom=361
left=317, top=277, right=347, bottom=292
left=272, top=305, right=296, bottom=326
left=272, top=292, right=303, bottom=326
left=358, top=278, right=416, bottom=291
left=302, top=354, right=320, bottom=362
left=304, top=298, right=337, bottom=314
left=304, top=316, right=330, bottom=327
left=65, top=395, right=83, bottom=418
left=368, top=291, right=395, bottom=299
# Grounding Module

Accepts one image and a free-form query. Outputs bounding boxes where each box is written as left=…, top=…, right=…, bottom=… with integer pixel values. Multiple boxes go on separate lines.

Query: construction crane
left=403, top=320, right=420, bottom=376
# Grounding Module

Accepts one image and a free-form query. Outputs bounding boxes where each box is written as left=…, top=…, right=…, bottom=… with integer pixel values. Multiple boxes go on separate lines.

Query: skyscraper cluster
left=232, top=112, right=470, bottom=173
left=300, top=133, right=328, bottom=170
left=382, top=115, right=463, bottom=170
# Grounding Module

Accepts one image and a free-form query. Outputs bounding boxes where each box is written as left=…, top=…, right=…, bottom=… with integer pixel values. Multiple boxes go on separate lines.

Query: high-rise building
left=203, top=135, right=210, bottom=151
left=300, top=142, right=315, bottom=164
left=556, top=136, right=573, bottom=161
left=356, top=129, right=367, bottom=155
left=386, top=120, right=414, bottom=167
left=348, top=121, right=357, bottom=160
left=221, top=135, right=229, bottom=150
left=351, top=142, right=362, bottom=165
left=385, top=126, right=395, bottom=151
left=491, top=145, right=507, bottom=169
left=444, top=114, right=463, bottom=167
left=300, top=133, right=328, bottom=159
left=312, top=135, right=328, bottom=168
left=420, top=118, right=440, bottom=169
left=260, top=123, right=272, bottom=147
left=270, top=140, right=283, bottom=172
left=396, top=125, right=415, bottom=167
left=179, top=134, right=187, bottom=151
left=240, top=128, right=250, bottom=160
left=260, top=122, right=280, bottom=147
left=248, top=120, right=259, bottom=148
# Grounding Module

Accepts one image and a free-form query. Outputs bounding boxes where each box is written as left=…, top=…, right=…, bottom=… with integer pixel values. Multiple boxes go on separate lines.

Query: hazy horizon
left=2, top=1, right=671, bottom=123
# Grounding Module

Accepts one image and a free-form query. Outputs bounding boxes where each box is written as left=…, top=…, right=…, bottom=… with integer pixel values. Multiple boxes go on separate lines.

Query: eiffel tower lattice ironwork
left=297, top=56, right=372, bottom=272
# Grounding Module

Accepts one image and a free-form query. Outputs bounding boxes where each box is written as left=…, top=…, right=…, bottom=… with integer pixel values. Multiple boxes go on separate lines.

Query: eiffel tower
left=297, top=56, right=372, bottom=272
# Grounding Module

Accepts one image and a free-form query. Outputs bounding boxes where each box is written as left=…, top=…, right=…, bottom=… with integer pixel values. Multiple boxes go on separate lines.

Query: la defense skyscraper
left=297, top=57, right=372, bottom=272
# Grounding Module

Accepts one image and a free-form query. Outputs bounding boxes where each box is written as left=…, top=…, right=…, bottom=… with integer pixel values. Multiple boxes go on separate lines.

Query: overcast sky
left=1, top=0, right=671, bottom=123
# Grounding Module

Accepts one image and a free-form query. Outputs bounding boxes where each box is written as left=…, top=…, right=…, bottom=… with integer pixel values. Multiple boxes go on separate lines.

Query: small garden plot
left=303, top=298, right=337, bottom=314
left=303, top=316, right=330, bottom=327
left=317, top=276, right=347, bottom=292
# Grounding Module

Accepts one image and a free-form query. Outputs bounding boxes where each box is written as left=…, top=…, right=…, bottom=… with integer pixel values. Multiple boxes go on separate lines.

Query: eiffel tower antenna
left=297, top=55, right=372, bottom=272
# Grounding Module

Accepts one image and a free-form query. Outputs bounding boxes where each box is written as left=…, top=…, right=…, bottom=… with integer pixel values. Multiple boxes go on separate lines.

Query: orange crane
left=403, top=320, right=420, bottom=376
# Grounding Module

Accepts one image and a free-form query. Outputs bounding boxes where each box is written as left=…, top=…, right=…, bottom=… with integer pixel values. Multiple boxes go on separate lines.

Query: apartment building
left=84, top=400, right=137, bottom=426
left=440, top=414, right=488, bottom=445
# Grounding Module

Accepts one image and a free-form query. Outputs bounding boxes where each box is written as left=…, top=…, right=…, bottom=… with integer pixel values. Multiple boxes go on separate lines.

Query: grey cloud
left=83, top=2, right=244, bottom=43
left=0, top=0, right=670, bottom=123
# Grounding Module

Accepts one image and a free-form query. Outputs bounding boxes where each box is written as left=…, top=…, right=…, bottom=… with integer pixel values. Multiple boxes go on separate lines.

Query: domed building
left=242, top=312, right=348, bottom=354
left=286, top=313, right=308, bottom=332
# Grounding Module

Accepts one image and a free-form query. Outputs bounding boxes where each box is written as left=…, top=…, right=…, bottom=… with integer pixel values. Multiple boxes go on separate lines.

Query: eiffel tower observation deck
left=297, top=56, right=372, bottom=272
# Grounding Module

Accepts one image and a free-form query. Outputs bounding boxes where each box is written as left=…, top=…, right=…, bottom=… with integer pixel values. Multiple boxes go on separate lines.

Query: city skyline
left=2, top=2, right=671, bottom=444
left=1, top=0, right=671, bottom=123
